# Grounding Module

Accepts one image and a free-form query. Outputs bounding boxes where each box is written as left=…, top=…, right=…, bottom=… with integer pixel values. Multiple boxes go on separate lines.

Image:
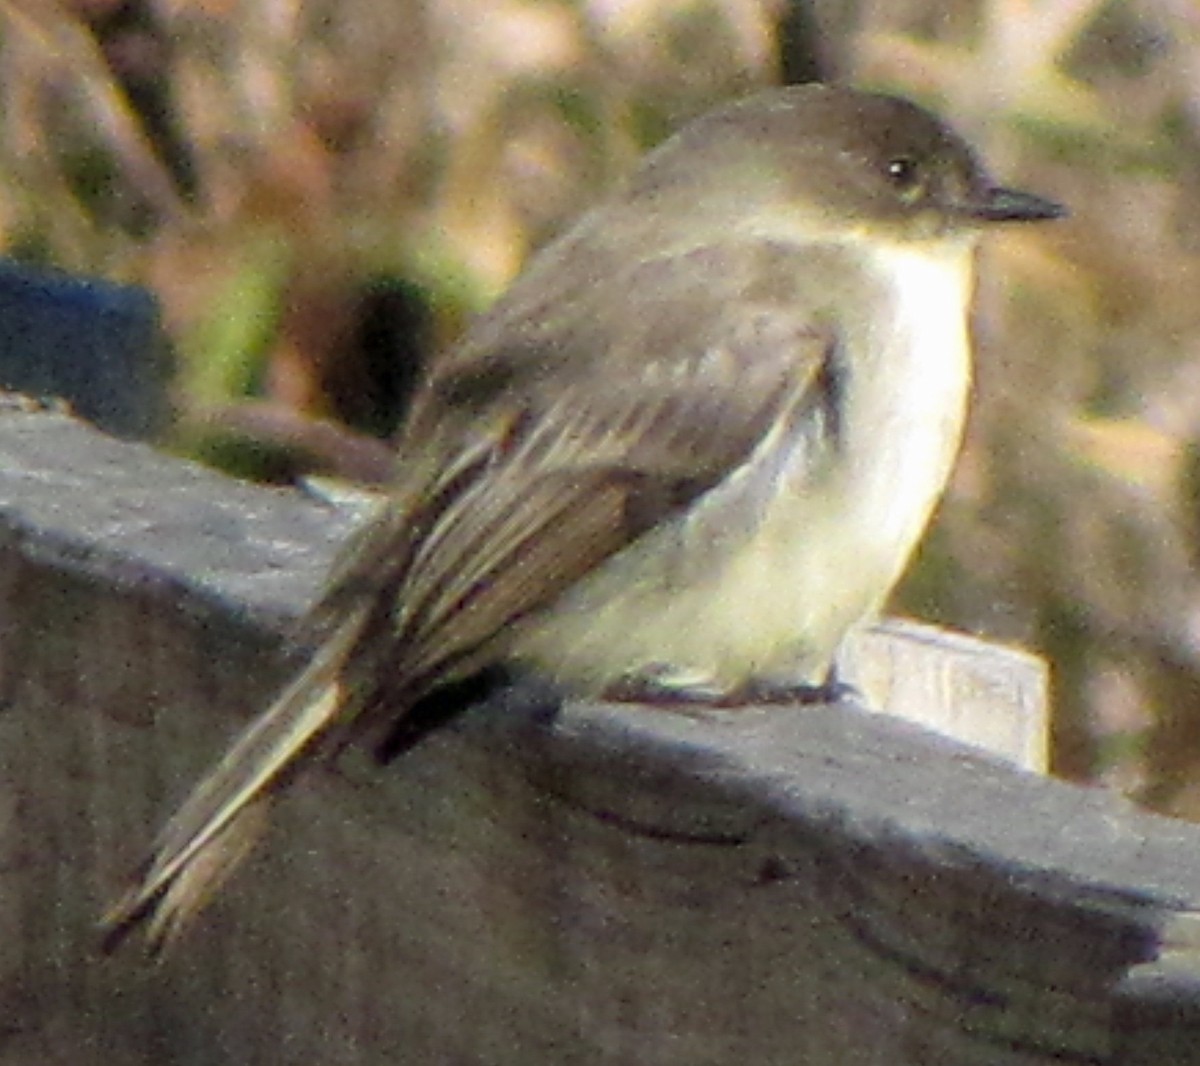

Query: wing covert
left=314, top=240, right=838, bottom=710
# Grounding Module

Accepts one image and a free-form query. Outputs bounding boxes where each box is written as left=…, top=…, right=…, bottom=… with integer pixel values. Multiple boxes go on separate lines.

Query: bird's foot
left=732, top=673, right=859, bottom=706
left=600, top=668, right=728, bottom=707
left=601, top=665, right=859, bottom=709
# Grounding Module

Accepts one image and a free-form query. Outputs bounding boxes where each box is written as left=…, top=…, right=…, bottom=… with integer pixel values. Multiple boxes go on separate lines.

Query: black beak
left=964, top=186, right=1067, bottom=223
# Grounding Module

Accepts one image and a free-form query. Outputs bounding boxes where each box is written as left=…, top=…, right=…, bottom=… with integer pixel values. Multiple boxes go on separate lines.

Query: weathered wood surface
left=839, top=617, right=1048, bottom=772
left=1, top=403, right=1200, bottom=1065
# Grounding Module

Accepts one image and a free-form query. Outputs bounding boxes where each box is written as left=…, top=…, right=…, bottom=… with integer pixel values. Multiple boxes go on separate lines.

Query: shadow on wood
left=0, top=403, right=1199, bottom=1065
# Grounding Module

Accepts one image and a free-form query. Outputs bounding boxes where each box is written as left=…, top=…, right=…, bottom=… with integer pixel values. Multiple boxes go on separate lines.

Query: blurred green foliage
left=1, top=0, right=1199, bottom=809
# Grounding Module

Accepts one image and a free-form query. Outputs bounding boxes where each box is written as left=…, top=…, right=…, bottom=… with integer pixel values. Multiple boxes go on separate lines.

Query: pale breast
left=511, top=239, right=976, bottom=694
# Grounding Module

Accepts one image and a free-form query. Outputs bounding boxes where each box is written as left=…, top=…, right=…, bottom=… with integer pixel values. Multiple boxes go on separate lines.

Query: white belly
left=512, top=242, right=975, bottom=692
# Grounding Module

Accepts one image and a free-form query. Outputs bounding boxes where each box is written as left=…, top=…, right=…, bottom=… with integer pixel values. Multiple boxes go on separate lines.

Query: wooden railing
left=2, top=402, right=1200, bottom=1065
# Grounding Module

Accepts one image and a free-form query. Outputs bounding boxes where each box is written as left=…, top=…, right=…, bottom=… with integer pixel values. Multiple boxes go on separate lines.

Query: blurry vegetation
left=0, top=0, right=1199, bottom=808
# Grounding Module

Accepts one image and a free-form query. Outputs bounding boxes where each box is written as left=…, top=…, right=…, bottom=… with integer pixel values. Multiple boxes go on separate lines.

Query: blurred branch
left=0, top=0, right=190, bottom=223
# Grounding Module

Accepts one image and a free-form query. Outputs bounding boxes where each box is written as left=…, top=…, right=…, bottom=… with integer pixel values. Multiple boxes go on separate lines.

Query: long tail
left=100, top=607, right=370, bottom=956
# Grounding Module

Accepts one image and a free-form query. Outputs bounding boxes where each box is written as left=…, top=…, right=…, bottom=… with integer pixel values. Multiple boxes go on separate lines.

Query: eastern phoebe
left=102, top=84, right=1063, bottom=952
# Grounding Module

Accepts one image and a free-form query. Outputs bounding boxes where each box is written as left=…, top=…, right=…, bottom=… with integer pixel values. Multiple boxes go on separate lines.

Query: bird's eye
left=885, top=156, right=924, bottom=200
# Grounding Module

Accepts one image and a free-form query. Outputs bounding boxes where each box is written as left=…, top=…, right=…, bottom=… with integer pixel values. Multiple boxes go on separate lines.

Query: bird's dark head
left=627, top=84, right=1065, bottom=247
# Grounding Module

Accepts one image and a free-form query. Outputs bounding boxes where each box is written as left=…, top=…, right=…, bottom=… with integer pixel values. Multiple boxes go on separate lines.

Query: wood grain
left=0, top=404, right=1196, bottom=1065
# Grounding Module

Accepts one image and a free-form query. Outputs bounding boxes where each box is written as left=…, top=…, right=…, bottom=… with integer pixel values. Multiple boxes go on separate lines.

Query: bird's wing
left=326, top=241, right=839, bottom=705
left=101, top=242, right=836, bottom=953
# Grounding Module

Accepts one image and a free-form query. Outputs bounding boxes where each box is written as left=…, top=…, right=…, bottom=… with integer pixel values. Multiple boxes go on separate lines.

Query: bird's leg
left=601, top=662, right=859, bottom=709
left=600, top=674, right=729, bottom=707
left=733, top=665, right=860, bottom=706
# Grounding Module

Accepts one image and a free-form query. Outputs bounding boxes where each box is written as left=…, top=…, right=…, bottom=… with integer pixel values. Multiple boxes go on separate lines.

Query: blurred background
left=0, top=0, right=1195, bottom=810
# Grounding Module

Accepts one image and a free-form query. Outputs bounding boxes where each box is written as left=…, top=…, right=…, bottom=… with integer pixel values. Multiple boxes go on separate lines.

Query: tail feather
left=100, top=798, right=270, bottom=956
left=100, top=608, right=369, bottom=955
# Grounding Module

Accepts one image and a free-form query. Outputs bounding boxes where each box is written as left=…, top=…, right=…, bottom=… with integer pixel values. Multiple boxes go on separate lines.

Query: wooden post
left=1, top=402, right=1199, bottom=1065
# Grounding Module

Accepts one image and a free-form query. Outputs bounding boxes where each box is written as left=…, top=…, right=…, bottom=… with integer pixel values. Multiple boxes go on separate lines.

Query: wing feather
left=338, top=243, right=837, bottom=709
left=104, top=238, right=837, bottom=952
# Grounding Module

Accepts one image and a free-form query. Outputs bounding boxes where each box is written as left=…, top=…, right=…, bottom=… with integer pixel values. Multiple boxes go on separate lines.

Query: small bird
left=101, top=83, right=1064, bottom=953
